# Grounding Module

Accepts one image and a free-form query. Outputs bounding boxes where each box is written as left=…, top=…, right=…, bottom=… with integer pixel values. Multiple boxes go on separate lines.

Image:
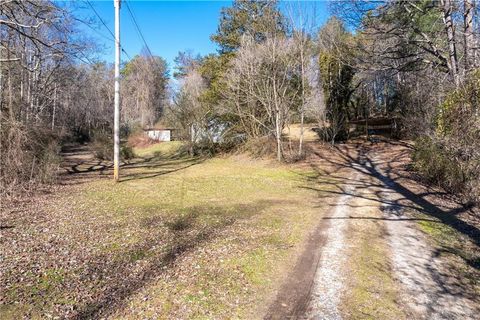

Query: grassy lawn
left=2, top=142, right=333, bottom=319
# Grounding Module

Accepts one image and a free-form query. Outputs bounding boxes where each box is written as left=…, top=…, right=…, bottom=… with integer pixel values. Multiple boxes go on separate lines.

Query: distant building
left=348, top=117, right=399, bottom=137
left=144, top=127, right=175, bottom=142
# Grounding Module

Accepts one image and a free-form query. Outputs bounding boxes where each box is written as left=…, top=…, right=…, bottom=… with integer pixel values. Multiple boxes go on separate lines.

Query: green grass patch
left=133, top=141, right=185, bottom=158
left=341, top=203, right=406, bottom=320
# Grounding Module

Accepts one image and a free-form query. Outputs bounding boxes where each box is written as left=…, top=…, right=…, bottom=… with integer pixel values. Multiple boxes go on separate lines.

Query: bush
left=35, top=135, right=62, bottom=184
left=91, top=131, right=135, bottom=161
left=0, top=119, right=61, bottom=195
left=91, top=132, right=113, bottom=160
left=121, top=145, right=135, bottom=160
left=413, top=137, right=465, bottom=191
left=183, top=140, right=217, bottom=157
left=312, top=126, right=348, bottom=143
left=127, top=132, right=154, bottom=148
left=240, top=136, right=278, bottom=158
left=413, top=133, right=479, bottom=204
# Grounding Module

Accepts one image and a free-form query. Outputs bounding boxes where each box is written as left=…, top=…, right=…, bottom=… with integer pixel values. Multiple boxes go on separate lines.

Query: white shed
left=144, top=127, right=174, bottom=142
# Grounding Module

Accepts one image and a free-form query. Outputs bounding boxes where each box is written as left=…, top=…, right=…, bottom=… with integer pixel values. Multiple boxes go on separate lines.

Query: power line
left=74, top=16, right=114, bottom=43
left=84, top=0, right=132, bottom=61
left=124, top=0, right=168, bottom=75
left=85, top=0, right=115, bottom=40
left=124, top=0, right=154, bottom=58
left=121, top=48, right=132, bottom=61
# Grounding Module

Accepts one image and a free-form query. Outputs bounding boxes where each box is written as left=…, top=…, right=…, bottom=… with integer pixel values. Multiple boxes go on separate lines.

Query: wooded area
left=0, top=1, right=169, bottom=193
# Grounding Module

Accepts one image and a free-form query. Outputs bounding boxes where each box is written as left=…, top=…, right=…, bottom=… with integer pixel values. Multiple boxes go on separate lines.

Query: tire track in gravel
left=265, top=162, right=362, bottom=320
left=303, top=173, right=359, bottom=320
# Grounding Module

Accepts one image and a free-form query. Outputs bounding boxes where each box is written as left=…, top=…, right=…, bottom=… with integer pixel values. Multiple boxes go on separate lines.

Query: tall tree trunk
left=190, top=123, right=195, bottom=156
left=298, top=38, right=305, bottom=157
left=275, top=108, right=282, bottom=162
left=8, top=68, right=14, bottom=120
left=272, top=36, right=282, bottom=161
left=51, top=83, right=57, bottom=130
left=273, top=73, right=282, bottom=161
left=441, top=0, right=460, bottom=86
left=464, top=0, right=475, bottom=72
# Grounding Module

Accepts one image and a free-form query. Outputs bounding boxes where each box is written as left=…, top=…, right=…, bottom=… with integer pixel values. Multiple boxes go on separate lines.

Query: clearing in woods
left=1, top=139, right=479, bottom=319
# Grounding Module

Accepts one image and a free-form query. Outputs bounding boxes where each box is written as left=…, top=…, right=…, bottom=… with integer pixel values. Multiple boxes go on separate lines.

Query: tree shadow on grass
left=119, top=157, right=205, bottom=182
left=70, top=199, right=292, bottom=320
left=60, top=145, right=204, bottom=185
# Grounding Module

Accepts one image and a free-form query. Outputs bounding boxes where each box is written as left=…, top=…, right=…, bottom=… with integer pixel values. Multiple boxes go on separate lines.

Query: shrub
left=91, top=131, right=113, bottom=160
left=91, top=131, right=135, bottom=161
left=413, top=70, right=480, bottom=204
left=240, top=136, right=278, bottom=158
left=34, top=134, right=62, bottom=184
left=413, top=136, right=480, bottom=204
left=412, top=137, right=466, bottom=193
left=121, top=145, right=135, bottom=160
left=127, top=132, right=154, bottom=148
left=0, top=118, right=61, bottom=195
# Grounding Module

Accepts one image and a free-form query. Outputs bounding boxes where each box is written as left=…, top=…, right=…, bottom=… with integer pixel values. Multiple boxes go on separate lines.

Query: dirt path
left=377, top=163, right=478, bottom=318
left=266, top=140, right=480, bottom=320
left=59, top=144, right=112, bottom=185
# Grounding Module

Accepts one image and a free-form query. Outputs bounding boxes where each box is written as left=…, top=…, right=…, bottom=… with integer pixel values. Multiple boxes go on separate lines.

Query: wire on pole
left=85, top=0, right=132, bottom=61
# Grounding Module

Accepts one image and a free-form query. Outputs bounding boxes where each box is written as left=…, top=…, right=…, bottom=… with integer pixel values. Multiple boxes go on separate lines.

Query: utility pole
left=113, top=0, right=121, bottom=181
left=52, top=82, right=56, bottom=130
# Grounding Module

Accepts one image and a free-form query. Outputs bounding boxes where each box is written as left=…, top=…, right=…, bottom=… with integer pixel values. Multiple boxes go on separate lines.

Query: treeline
left=167, top=0, right=480, bottom=204
left=166, top=1, right=403, bottom=160
left=0, top=1, right=168, bottom=195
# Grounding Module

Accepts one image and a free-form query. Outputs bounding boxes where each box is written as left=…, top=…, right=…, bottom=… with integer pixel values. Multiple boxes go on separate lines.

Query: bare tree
left=168, top=67, right=215, bottom=154
left=224, top=35, right=299, bottom=161
left=287, top=1, right=318, bottom=156
left=441, top=0, right=460, bottom=86
left=0, top=0, right=94, bottom=194
left=463, top=0, right=476, bottom=72
left=121, top=53, right=169, bottom=129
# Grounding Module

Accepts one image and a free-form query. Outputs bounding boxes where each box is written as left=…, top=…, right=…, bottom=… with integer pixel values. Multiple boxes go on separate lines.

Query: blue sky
left=72, top=1, right=330, bottom=70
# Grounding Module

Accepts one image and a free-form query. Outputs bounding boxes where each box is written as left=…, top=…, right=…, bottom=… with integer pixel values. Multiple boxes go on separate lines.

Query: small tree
left=121, top=53, right=169, bottom=128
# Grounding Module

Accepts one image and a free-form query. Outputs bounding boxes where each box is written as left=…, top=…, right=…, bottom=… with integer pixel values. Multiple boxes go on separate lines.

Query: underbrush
left=413, top=137, right=479, bottom=205
left=413, top=71, right=480, bottom=205
left=0, top=119, right=62, bottom=196
left=240, top=136, right=277, bottom=158
left=239, top=136, right=309, bottom=162
left=91, top=131, right=135, bottom=161
left=127, top=132, right=155, bottom=148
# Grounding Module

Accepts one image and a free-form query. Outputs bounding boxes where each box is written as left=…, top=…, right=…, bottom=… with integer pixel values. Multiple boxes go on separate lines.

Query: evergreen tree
left=211, top=0, right=286, bottom=54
